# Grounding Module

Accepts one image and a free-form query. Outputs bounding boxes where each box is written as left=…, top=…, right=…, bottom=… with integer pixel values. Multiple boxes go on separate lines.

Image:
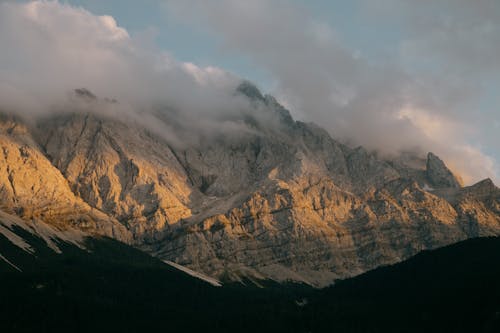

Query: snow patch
left=0, top=253, right=22, bottom=272
left=422, top=183, right=435, bottom=192
left=163, top=260, right=222, bottom=287
left=0, top=223, right=34, bottom=254
left=28, top=218, right=86, bottom=253
left=0, top=210, right=86, bottom=254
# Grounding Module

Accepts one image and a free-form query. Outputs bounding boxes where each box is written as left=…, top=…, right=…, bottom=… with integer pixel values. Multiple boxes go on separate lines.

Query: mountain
left=0, top=113, right=130, bottom=241
left=0, top=208, right=309, bottom=332
left=0, top=83, right=499, bottom=286
left=305, top=236, right=500, bottom=333
left=1, top=211, right=499, bottom=332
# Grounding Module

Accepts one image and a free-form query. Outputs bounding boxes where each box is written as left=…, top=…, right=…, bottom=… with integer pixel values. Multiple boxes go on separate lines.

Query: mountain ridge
left=1, top=216, right=499, bottom=332
left=0, top=84, right=498, bottom=286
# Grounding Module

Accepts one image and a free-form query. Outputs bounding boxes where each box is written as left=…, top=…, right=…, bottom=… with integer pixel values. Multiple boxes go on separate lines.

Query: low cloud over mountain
left=0, top=0, right=499, bottom=183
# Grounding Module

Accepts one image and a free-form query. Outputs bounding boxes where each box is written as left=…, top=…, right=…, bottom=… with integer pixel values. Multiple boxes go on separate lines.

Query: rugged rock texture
left=37, top=113, right=193, bottom=240
left=151, top=176, right=499, bottom=286
left=426, top=152, right=463, bottom=188
left=0, top=84, right=499, bottom=286
left=0, top=114, right=130, bottom=241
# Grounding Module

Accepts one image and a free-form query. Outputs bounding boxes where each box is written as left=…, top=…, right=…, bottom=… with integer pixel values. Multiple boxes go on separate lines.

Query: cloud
left=0, top=0, right=497, bottom=184
left=365, top=0, right=500, bottom=77
left=0, top=1, right=249, bottom=127
left=164, top=0, right=500, bottom=184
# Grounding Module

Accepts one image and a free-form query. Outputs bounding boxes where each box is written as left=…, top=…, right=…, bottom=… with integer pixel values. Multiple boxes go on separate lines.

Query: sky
left=0, top=0, right=499, bottom=184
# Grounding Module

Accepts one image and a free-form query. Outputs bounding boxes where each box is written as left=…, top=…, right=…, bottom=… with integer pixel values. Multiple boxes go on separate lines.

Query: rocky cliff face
left=37, top=113, right=194, bottom=241
left=426, top=152, right=463, bottom=188
left=0, top=114, right=130, bottom=241
left=0, top=85, right=499, bottom=286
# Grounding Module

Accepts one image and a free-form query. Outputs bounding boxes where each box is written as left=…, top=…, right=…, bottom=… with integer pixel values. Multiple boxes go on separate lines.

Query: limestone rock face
left=151, top=176, right=498, bottom=286
left=0, top=115, right=130, bottom=241
left=426, top=152, right=463, bottom=188
left=37, top=113, right=194, bottom=241
left=0, top=86, right=499, bottom=286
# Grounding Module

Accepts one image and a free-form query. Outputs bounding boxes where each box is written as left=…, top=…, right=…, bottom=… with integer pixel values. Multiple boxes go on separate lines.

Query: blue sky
left=2, top=0, right=499, bottom=183
left=63, top=0, right=274, bottom=89
left=63, top=1, right=392, bottom=82
left=62, top=0, right=407, bottom=90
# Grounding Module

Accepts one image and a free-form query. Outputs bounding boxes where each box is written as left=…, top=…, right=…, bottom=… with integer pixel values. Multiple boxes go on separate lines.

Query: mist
left=165, top=0, right=500, bottom=184
left=0, top=0, right=498, bottom=184
left=0, top=1, right=262, bottom=144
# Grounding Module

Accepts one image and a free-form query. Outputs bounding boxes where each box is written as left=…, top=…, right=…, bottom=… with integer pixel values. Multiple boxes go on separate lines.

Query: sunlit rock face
left=37, top=113, right=194, bottom=241
left=0, top=114, right=130, bottom=241
left=1, top=85, right=499, bottom=286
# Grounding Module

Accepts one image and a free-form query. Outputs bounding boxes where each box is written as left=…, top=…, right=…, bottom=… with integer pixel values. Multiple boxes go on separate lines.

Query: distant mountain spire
left=426, top=152, right=463, bottom=188
left=236, top=80, right=265, bottom=101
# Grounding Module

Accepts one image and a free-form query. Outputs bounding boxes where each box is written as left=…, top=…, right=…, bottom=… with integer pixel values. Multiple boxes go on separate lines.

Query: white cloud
left=164, top=0, right=500, bottom=184
left=0, top=0, right=497, bottom=184
left=0, top=0, right=240, bottom=116
left=0, top=0, right=269, bottom=149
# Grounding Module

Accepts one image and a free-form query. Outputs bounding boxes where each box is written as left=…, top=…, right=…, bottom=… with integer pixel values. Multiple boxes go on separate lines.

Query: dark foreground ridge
left=1, top=231, right=499, bottom=333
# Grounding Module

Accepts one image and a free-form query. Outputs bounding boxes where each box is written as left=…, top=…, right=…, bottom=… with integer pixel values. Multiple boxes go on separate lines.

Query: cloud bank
left=0, top=0, right=498, bottom=184
left=0, top=0, right=251, bottom=132
left=164, top=0, right=500, bottom=184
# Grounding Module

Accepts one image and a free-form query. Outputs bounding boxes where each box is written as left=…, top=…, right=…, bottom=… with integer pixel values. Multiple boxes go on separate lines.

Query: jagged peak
left=236, top=80, right=265, bottom=101
left=426, top=152, right=462, bottom=188
left=73, top=88, right=118, bottom=105
left=478, top=177, right=494, bottom=185
left=74, top=88, right=97, bottom=100
left=263, top=94, right=278, bottom=105
left=468, top=178, right=497, bottom=191
left=235, top=81, right=298, bottom=130
left=263, top=94, right=294, bottom=126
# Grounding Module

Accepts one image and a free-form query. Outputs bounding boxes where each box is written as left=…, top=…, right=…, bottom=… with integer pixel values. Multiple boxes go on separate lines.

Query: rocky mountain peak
left=0, top=93, right=498, bottom=287
left=461, top=178, right=498, bottom=199
left=426, top=152, right=462, bottom=188
left=264, top=94, right=295, bottom=126
left=236, top=81, right=265, bottom=102
left=473, top=178, right=495, bottom=188
left=74, top=88, right=97, bottom=101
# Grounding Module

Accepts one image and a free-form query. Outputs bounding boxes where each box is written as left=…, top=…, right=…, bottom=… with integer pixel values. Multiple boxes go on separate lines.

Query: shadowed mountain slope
left=1, top=212, right=498, bottom=333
